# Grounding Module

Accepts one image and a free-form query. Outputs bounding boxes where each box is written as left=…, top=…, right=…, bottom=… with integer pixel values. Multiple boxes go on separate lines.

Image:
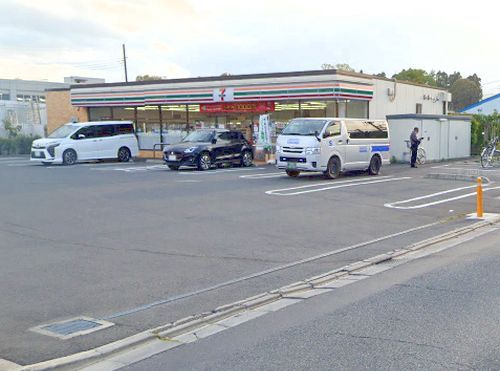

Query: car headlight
left=184, top=147, right=198, bottom=153
left=46, top=143, right=60, bottom=157
left=305, top=147, right=321, bottom=155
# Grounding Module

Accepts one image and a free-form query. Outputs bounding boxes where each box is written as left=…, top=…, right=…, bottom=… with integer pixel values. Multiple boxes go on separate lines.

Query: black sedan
left=163, top=129, right=253, bottom=170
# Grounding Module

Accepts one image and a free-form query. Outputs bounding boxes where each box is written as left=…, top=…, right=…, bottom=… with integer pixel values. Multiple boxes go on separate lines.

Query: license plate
left=287, top=162, right=297, bottom=169
left=35, top=151, right=42, bottom=157
left=168, top=155, right=177, bottom=161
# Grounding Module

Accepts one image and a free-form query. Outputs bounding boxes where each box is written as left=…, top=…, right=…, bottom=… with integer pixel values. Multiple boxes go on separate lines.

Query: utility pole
left=122, top=44, right=128, bottom=83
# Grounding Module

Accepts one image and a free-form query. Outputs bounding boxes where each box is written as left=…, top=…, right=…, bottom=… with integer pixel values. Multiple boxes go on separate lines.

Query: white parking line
left=91, top=165, right=167, bottom=172
left=385, top=185, right=500, bottom=209
left=0, top=157, right=26, bottom=161
left=6, top=162, right=36, bottom=167
left=179, top=167, right=265, bottom=175
left=266, top=176, right=411, bottom=196
left=240, top=172, right=285, bottom=179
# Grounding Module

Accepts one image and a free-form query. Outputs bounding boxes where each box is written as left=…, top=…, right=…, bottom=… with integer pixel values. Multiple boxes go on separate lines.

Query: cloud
left=0, top=0, right=498, bottom=89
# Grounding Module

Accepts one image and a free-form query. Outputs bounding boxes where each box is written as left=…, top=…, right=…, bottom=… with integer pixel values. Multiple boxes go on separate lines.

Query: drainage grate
left=30, top=317, right=114, bottom=339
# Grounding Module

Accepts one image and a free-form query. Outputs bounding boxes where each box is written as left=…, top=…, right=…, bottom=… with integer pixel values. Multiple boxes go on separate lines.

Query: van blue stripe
left=372, top=145, right=390, bottom=152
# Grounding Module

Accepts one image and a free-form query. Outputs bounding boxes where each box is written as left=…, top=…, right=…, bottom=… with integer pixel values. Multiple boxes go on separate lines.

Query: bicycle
left=480, top=136, right=500, bottom=168
left=405, top=140, right=426, bottom=165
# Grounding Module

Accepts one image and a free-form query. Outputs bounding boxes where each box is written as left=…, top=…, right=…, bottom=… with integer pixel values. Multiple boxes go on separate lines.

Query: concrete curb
left=19, top=216, right=500, bottom=371
left=425, top=173, right=491, bottom=184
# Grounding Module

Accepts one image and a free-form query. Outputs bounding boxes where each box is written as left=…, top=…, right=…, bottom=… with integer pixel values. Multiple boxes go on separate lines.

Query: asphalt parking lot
left=1, top=156, right=499, bottom=366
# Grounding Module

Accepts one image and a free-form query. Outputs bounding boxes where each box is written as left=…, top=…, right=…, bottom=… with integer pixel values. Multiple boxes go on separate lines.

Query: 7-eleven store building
left=59, top=69, right=448, bottom=153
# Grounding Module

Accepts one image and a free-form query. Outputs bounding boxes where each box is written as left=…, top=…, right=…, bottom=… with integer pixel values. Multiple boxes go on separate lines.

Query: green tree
left=472, top=113, right=500, bottom=144
left=392, top=68, right=437, bottom=86
left=135, top=75, right=162, bottom=81
left=448, top=71, right=462, bottom=88
left=375, top=72, right=387, bottom=78
left=435, top=70, right=449, bottom=88
left=450, top=78, right=483, bottom=111
left=467, top=73, right=483, bottom=100
left=2, top=118, right=21, bottom=138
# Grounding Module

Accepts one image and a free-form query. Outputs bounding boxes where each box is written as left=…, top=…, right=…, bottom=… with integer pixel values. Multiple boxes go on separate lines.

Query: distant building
left=0, top=78, right=68, bottom=138
left=0, top=77, right=102, bottom=138
left=64, top=76, right=105, bottom=85
left=460, top=93, right=500, bottom=115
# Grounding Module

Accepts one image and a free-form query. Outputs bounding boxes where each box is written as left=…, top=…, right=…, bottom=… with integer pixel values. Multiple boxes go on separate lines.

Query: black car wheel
left=197, top=152, right=211, bottom=171
left=368, top=155, right=381, bottom=175
left=286, top=169, right=300, bottom=177
left=62, top=149, right=77, bottom=165
left=241, top=150, right=253, bottom=167
left=118, top=147, right=131, bottom=162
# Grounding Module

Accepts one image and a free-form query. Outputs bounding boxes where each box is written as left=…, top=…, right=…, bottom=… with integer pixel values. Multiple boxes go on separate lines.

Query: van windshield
left=282, top=120, right=326, bottom=136
left=48, top=124, right=80, bottom=138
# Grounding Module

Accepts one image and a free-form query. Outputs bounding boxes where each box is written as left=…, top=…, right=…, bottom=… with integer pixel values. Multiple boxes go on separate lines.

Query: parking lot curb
left=425, top=173, right=491, bottom=184
left=18, top=216, right=500, bottom=371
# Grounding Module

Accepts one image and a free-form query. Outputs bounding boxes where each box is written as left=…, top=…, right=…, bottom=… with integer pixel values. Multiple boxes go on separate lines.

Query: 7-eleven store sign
left=213, top=87, right=234, bottom=102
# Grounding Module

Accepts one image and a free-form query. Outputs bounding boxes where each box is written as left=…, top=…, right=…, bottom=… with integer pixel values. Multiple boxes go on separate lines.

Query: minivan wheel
left=118, top=147, right=131, bottom=162
left=62, top=149, right=77, bottom=165
left=286, top=169, right=300, bottom=177
left=368, top=155, right=381, bottom=175
left=241, top=150, right=253, bottom=167
left=324, top=156, right=341, bottom=179
left=197, top=152, right=211, bottom=170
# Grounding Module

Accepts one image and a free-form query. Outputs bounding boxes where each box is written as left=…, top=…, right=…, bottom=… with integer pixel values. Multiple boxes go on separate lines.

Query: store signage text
left=199, top=101, right=275, bottom=113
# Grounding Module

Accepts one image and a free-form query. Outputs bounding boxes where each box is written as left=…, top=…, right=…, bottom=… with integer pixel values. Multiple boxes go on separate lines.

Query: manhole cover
left=31, top=317, right=114, bottom=339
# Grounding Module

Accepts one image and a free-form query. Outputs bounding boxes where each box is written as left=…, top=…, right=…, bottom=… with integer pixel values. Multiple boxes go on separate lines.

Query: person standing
left=410, top=127, right=423, bottom=168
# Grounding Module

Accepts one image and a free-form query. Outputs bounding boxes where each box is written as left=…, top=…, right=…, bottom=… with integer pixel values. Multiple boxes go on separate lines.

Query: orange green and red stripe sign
left=71, top=82, right=373, bottom=107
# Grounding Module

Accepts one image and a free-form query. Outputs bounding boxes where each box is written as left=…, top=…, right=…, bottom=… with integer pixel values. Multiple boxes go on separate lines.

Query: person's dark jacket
left=410, top=131, right=421, bottom=149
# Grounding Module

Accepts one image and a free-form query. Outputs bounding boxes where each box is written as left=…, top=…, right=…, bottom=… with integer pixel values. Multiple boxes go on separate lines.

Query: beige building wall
left=46, top=89, right=88, bottom=134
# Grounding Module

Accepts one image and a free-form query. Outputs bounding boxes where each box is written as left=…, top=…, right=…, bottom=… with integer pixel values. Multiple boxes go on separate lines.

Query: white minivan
left=276, top=118, right=390, bottom=178
left=30, top=121, right=139, bottom=165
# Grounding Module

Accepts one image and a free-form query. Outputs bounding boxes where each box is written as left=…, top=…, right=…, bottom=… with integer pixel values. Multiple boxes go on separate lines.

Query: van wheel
left=286, top=169, right=300, bottom=177
left=62, top=149, right=77, bottom=165
left=324, top=156, right=341, bottom=179
left=368, top=155, right=381, bottom=175
left=118, top=147, right=131, bottom=162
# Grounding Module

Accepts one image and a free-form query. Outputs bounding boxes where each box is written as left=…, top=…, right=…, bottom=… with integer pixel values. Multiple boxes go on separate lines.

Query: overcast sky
left=0, top=0, right=499, bottom=96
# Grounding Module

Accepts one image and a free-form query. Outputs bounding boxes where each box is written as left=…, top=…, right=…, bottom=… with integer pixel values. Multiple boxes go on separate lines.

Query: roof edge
left=69, top=69, right=447, bottom=92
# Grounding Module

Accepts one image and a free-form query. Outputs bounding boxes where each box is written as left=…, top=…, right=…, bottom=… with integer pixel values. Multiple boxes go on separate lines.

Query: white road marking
left=179, top=167, right=265, bottom=175
left=240, top=172, right=285, bottom=179
left=385, top=185, right=500, bottom=209
left=91, top=165, right=167, bottom=172
left=0, top=157, right=26, bottom=161
left=266, top=176, right=411, bottom=196
left=6, top=162, right=36, bottom=167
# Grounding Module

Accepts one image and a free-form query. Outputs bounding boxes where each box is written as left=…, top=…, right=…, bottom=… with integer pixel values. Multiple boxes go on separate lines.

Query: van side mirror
left=77, top=134, right=86, bottom=139
left=314, top=130, right=321, bottom=142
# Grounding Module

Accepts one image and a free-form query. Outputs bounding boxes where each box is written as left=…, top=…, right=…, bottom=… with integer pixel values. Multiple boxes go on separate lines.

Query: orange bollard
left=477, top=177, right=484, bottom=218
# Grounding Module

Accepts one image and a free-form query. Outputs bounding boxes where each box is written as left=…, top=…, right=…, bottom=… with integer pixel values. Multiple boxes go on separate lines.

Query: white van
left=276, top=118, right=390, bottom=178
left=30, top=121, right=139, bottom=165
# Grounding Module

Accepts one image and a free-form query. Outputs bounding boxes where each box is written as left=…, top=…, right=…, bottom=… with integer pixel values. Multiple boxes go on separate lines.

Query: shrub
left=0, top=135, right=40, bottom=155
